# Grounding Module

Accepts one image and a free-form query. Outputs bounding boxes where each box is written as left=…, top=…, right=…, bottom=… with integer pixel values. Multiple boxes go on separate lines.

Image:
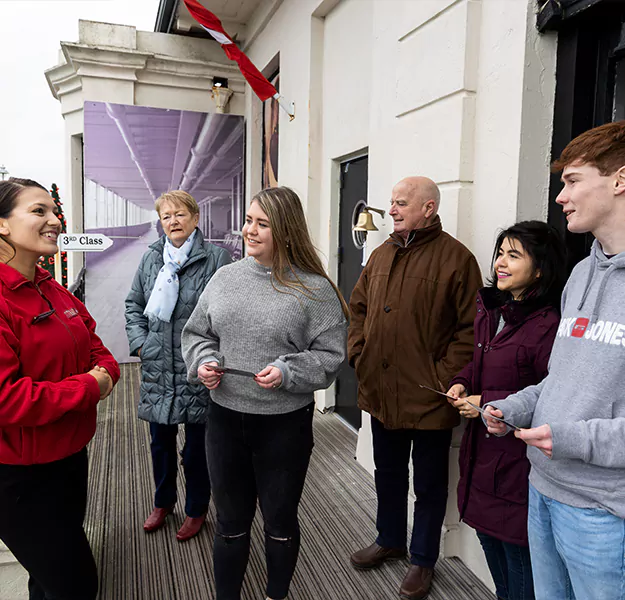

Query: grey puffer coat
left=125, top=230, right=231, bottom=424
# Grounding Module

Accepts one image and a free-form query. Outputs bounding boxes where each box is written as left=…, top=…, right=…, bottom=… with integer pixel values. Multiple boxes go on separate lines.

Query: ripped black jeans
left=205, top=399, right=314, bottom=600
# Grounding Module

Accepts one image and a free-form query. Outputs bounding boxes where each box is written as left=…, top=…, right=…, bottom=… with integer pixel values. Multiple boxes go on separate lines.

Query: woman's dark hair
left=0, top=178, right=47, bottom=218
left=488, top=220, right=567, bottom=306
left=0, top=178, right=48, bottom=263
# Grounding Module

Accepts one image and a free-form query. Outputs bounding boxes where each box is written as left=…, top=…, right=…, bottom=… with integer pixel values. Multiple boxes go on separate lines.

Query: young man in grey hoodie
left=484, top=121, right=625, bottom=600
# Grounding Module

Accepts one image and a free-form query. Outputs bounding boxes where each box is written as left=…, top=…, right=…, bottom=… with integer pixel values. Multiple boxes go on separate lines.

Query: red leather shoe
left=176, top=514, right=206, bottom=542
left=143, top=507, right=173, bottom=532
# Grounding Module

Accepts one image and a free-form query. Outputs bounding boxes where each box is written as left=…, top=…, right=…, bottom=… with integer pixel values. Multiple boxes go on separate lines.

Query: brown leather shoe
left=350, top=542, right=406, bottom=570
left=399, top=565, right=433, bottom=600
left=143, top=507, right=173, bottom=532
left=176, top=514, right=206, bottom=542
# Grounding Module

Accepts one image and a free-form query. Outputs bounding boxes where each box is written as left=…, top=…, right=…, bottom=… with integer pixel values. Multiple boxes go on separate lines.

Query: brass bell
left=354, top=210, right=378, bottom=232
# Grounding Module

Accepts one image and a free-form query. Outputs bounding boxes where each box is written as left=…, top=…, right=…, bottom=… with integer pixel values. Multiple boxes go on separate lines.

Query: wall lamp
left=212, top=76, right=233, bottom=113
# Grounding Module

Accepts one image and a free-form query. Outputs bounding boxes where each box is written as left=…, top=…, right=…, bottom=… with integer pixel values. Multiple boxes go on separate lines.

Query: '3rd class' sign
left=59, top=233, right=113, bottom=252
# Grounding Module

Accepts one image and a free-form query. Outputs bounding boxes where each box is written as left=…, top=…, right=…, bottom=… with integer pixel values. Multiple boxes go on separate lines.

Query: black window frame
left=546, top=2, right=625, bottom=272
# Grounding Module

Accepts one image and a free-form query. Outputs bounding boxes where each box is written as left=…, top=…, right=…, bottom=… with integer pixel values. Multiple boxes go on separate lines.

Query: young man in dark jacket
left=348, top=176, right=482, bottom=600
left=485, top=122, right=625, bottom=600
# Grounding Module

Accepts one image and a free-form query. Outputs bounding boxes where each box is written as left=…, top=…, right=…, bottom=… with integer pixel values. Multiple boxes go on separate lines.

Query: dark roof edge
left=537, top=0, right=605, bottom=32
left=155, top=0, right=179, bottom=33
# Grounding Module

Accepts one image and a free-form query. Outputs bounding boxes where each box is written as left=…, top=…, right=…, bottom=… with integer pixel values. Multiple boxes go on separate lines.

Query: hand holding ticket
left=198, top=362, right=222, bottom=390
left=204, top=365, right=257, bottom=378
left=482, top=406, right=517, bottom=434
left=418, top=384, right=520, bottom=431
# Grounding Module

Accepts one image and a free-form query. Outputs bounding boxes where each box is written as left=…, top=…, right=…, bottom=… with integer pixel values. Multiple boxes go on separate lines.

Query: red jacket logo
left=572, top=317, right=589, bottom=338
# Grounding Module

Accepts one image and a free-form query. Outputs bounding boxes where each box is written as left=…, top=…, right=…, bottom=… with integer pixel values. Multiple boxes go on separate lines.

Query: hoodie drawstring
left=577, top=241, right=625, bottom=323
left=577, top=251, right=597, bottom=312
left=589, top=264, right=619, bottom=323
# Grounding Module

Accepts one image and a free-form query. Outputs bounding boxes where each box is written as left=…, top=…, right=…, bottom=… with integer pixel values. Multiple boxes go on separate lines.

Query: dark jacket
left=125, top=230, right=231, bottom=424
left=0, top=264, right=120, bottom=465
left=348, top=217, right=482, bottom=429
left=451, top=287, right=559, bottom=546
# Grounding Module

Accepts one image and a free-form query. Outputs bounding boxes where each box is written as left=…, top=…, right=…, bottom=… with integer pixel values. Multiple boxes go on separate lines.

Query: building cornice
left=44, top=61, right=79, bottom=101
left=45, top=23, right=246, bottom=112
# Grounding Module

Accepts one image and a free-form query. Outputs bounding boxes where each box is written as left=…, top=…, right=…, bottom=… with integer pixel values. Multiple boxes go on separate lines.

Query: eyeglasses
left=32, top=290, right=56, bottom=325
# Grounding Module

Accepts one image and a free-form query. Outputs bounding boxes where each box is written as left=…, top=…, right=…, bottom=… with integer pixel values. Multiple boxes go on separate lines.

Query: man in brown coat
left=349, top=176, right=482, bottom=600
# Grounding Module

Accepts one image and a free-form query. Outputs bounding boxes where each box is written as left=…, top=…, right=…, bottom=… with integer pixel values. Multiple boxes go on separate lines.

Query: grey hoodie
left=488, top=240, right=625, bottom=518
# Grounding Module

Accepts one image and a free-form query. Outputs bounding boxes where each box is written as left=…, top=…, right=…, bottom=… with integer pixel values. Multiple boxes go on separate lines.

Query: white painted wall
left=469, top=0, right=557, bottom=270
left=319, top=0, right=373, bottom=264
left=244, top=0, right=321, bottom=210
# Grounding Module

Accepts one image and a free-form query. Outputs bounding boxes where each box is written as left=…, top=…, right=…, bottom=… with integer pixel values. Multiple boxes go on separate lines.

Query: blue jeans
left=528, top=485, right=625, bottom=600
left=371, top=417, right=452, bottom=568
left=476, top=531, right=534, bottom=600
left=149, top=422, right=211, bottom=518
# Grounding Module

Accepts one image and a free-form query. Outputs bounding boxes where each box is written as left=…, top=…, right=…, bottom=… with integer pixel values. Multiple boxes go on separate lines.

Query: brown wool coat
left=348, top=217, right=482, bottom=430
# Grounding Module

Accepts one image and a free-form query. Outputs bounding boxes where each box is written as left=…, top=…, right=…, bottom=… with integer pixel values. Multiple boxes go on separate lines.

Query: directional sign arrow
left=59, top=233, right=114, bottom=252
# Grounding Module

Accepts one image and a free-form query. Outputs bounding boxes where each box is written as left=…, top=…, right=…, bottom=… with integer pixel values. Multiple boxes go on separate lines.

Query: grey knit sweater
left=181, top=257, right=347, bottom=415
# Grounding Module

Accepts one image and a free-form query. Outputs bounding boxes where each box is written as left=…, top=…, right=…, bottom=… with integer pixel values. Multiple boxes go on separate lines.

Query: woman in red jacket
left=447, top=221, right=566, bottom=600
left=0, top=178, right=119, bottom=600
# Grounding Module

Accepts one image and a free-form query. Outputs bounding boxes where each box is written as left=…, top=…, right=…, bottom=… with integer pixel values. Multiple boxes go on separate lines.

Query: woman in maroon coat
left=447, top=221, right=566, bottom=600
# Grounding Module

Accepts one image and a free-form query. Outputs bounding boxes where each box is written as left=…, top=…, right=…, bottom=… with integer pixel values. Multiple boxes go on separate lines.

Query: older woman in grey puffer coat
left=125, top=190, right=231, bottom=542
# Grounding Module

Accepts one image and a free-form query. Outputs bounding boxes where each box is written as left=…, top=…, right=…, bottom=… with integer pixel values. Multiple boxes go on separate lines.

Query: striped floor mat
left=86, top=364, right=494, bottom=600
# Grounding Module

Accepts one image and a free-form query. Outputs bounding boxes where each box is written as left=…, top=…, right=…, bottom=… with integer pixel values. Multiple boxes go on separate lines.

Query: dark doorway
left=547, top=5, right=625, bottom=272
left=335, top=156, right=368, bottom=430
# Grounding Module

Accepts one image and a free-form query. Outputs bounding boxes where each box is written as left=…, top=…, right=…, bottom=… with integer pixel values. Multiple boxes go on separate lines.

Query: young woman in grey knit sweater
left=182, top=187, right=348, bottom=600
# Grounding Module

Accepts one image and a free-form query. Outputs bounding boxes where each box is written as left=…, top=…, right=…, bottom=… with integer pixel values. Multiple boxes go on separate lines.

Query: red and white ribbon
left=183, top=0, right=295, bottom=120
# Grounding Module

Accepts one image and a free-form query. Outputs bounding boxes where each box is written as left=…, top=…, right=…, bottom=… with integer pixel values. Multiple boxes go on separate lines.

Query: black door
left=335, top=156, right=368, bottom=430
left=547, top=6, right=625, bottom=272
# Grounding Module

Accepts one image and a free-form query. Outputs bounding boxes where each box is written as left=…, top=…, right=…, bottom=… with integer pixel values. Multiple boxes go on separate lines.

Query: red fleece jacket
left=0, top=263, right=120, bottom=464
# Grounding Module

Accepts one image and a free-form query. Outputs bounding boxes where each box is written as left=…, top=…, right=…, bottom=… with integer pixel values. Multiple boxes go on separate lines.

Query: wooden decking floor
left=86, top=364, right=494, bottom=600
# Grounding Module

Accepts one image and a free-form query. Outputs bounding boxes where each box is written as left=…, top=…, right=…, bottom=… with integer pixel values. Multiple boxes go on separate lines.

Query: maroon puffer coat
left=450, top=287, right=559, bottom=546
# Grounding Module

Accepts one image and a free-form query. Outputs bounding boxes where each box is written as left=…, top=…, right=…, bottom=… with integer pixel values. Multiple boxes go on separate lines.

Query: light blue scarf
left=144, top=230, right=197, bottom=323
